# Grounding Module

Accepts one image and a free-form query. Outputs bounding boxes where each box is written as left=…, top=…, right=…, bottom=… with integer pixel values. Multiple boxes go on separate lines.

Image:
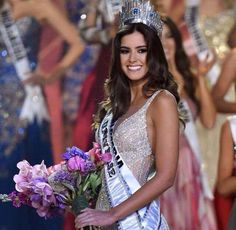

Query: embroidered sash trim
left=99, top=110, right=168, bottom=230
left=0, top=2, right=49, bottom=123
left=184, top=0, right=220, bottom=85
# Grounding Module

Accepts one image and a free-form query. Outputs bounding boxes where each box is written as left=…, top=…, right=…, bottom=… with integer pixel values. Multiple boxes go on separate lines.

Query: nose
left=129, top=51, right=137, bottom=63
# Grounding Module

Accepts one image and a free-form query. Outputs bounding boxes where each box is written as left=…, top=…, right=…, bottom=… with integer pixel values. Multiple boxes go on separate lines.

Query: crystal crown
left=119, top=0, right=163, bottom=36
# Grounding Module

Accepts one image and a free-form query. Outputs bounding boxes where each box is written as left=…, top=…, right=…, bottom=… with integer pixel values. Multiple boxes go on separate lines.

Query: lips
left=127, top=65, right=142, bottom=71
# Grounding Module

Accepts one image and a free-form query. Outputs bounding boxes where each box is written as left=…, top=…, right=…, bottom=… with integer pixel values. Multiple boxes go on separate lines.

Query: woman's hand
left=75, top=208, right=116, bottom=229
left=23, top=66, right=66, bottom=86
left=196, top=51, right=216, bottom=77
left=23, top=70, right=48, bottom=86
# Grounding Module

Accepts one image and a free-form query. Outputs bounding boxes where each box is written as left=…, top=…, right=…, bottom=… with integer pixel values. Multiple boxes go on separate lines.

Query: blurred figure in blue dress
left=0, top=0, right=84, bottom=229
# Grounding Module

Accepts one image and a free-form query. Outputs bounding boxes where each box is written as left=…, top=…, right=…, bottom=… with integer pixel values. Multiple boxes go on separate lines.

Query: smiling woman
left=74, top=1, right=182, bottom=229
left=120, top=31, right=148, bottom=83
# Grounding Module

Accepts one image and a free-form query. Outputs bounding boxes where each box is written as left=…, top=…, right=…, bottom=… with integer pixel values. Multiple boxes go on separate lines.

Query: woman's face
left=161, top=24, right=176, bottom=61
left=120, top=31, right=148, bottom=82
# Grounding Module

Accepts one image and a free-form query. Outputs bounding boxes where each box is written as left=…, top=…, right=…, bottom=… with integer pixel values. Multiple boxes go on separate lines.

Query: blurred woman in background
left=160, top=17, right=217, bottom=230
left=0, top=0, right=83, bottom=229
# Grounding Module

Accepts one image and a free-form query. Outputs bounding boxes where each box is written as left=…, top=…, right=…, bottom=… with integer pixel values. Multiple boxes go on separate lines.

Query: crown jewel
left=119, top=0, right=163, bottom=36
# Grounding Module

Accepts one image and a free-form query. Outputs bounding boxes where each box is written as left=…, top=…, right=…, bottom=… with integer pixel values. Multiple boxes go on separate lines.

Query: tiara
left=119, top=0, right=163, bottom=36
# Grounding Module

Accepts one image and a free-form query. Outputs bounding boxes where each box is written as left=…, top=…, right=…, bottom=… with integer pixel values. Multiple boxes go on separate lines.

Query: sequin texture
left=96, top=92, right=161, bottom=229
left=0, top=17, right=40, bottom=157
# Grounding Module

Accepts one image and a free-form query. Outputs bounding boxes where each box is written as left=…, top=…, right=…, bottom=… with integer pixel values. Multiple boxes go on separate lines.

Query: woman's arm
left=216, top=120, right=236, bottom=196
left=195, top=75, right=216, bottom=128
left=75, top=90, right=179, bottom=228
left=13, top=0, right=84, bottom=84
left=37, top=0, right=84, bottom=82
left=193, top=54, right=216, bottom=128
left=211, top=50, right=236, bottom=113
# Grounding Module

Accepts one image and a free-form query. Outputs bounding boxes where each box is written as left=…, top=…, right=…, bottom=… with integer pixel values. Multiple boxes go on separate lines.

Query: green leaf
left=61, top=182, right=76, bottom=194
left=82, top=180, right=90, bottom=192
left=71, top=194, right=89, bottom=215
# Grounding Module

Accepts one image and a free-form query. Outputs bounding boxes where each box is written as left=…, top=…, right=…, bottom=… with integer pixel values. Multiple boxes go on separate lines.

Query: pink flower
left=92, top=142, right=100, bottom=149
left=16, top=160, right=32, bottom=176
left=67, top=156, right=86, bottom=172
left=31, top=161, right=49, bottom=178
left=47, top=162, right=64, bottom=174
left=13, top=160, right=32, bottom=193
left=101, top=152, right=112, bottom=162
left=88, top=143, right=112, bottom=164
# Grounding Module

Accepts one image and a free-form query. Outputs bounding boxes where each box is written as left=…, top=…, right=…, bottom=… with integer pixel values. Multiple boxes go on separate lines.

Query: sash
left=184, top=0, right=220, bottom=85
left=182, top=99, right=213, bottom=199
left=0, top=2, right=49, bottom=123
left=228, top=116, right=236, bottom=145
left=99, top=110, right=168, bottom=230
left=102, top=0, right=121, bottom=23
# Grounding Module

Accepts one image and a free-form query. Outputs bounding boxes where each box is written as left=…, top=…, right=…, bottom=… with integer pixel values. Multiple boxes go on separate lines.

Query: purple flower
left=67, top=156, right=86, bottom=172
left=8, top=192, right=29, bottom=207
left=101, top=152, right=112, bottom=163
left=0, top=143, right=105, bottom=220
left=62, top=146, right=89, bottom=161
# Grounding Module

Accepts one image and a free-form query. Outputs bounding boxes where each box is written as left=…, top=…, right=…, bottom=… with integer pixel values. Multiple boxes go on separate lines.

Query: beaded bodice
left=96, top=91, right=161, bottom=217
left=112, top=91, right=160, bottom=185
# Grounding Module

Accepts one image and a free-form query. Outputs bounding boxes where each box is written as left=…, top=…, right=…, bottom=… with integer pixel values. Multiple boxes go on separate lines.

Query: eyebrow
left=120, top=45, right=147, bottom=49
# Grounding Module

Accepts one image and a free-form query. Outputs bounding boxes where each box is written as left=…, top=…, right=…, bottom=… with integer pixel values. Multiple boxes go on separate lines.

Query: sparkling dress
left=161, top=97, right=217, bottom=230
left=0, top=17, right=62, bottom=230
left=96, top=91, right=169, bottom=230
left=196, top=4, right=236, bottom=191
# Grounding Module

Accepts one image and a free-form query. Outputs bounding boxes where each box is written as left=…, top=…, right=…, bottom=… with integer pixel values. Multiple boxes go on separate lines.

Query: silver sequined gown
left=96, top=91, right=169, bottom=229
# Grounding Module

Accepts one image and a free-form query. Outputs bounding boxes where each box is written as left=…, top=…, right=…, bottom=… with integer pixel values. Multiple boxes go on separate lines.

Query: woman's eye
left=120, top=49, right=129, bottom=54
left=138, top=48, right=147, bottom=53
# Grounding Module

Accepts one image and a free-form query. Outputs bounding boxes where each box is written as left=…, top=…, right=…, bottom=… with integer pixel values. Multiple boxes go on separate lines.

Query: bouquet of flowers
left=0, top=143, right=111, bottom=229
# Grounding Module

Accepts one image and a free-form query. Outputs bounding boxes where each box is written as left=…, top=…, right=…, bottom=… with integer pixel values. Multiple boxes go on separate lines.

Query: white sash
left=228, top=116, right=236, bottom=145
left=184, top=0, right=220, bottom=85
left=102, top=0, right=121, bottom=23
left=0, top=2, right=49, bottom=123
left=182, top=99, right=213, bottom=199
left=99, top=110, right=168, bottom=230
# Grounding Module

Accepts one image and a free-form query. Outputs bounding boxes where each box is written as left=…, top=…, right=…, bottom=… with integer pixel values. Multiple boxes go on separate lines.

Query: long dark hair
left=95, top=23, right=180, bottom=123
left=0, top=0, right=5, bottom=8
left=162, top=17, right=199, bottom=110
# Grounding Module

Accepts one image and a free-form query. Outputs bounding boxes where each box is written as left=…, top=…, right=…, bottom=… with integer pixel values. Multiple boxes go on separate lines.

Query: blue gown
left=0, top=17, right=63, bottom=230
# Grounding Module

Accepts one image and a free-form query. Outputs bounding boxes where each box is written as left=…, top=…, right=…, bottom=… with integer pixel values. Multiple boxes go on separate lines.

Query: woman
left=0, top=0, right=83, bottom=229
left=160, top=17, right=217, bottom=230
left=211, top=23, right=236, bottom=114
left=74, top=0, right=180, bottom=229
left=211, top=23, right=236, bottom=230
left=62, top=0, right=101, bottom=148
left=216, top=115, right=236, bottom=230
left=72, top=0, right=118, bottom=151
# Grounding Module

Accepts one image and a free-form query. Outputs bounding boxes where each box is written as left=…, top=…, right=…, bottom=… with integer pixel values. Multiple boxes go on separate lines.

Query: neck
left=129, top=82, right=146, bottom=105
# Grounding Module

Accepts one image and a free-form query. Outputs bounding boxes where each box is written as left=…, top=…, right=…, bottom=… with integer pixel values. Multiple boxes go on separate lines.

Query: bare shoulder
left=150, top=90, right=177, bottom=110
left=148, top=90, right=178, bottom=120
